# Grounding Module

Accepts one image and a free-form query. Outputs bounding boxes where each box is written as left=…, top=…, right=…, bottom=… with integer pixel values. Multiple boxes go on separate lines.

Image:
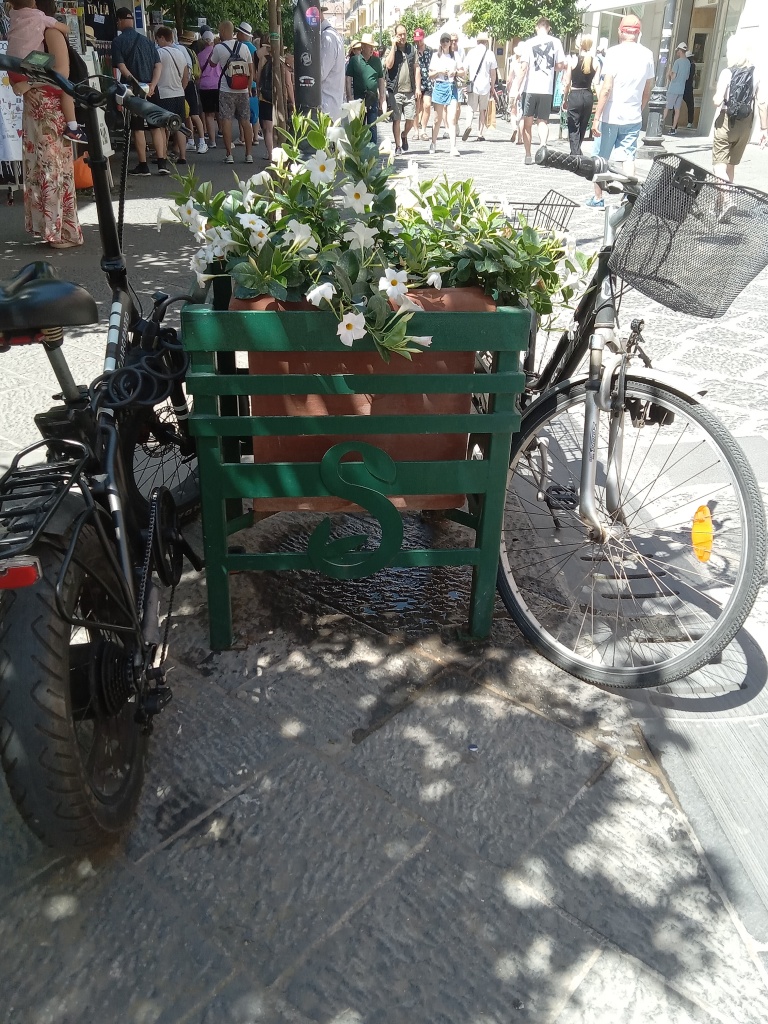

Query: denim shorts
left=597, top=121, right=642, bottom=162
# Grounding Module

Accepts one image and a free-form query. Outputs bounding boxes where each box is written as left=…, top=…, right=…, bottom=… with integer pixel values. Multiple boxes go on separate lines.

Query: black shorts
left=184, top=81, right=200, bottom=117
left=259, top=101, right=273, bottom=124
left=155, top=94, right=186, bottom=119
left=199, top=88, right=219, bottom=114
left=522, top=92, right=553, bottom=121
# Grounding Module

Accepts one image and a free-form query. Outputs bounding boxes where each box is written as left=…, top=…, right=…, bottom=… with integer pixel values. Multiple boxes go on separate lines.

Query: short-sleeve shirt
left=157, top=45, right=186, bottom=99
left=112, top=28, right=160, bottom=84
left=416, top=45, right=433, bottom=91
left=210, top=40, right=252, bottom=93
left=345, top=53, right=383, bottom=101
left=521, top=33, right=565, bottom=95
left=600, top=41, right=655, bottom=125
left=429, top=51, right=458, bottom=82
left=198, top=44, right=219, bottom=90
left=668, top=56, right=690, bottom=96
left=385, top=43, right=416, bottom=94
left=465, top=44, right=497, bottom=95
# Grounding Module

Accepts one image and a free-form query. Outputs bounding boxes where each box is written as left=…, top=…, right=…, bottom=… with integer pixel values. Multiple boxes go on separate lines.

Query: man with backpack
left=209, top=20, right=254, bottom=164
left=112, top=7, right=168, bottom=176
left=712, top=35, right=768, bottom=183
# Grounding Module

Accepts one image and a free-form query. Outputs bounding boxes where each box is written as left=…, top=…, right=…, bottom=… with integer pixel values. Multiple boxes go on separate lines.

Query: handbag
left=73, top=155, right=93, bottom=190
left=486, top=96, right=496, bottom=129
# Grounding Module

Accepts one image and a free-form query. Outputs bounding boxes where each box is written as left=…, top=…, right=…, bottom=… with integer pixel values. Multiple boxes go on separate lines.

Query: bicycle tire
left=0, top=526, right=147, bottom=851
left=497, top=377, right=766, bottom=688
left=121, top=397, right=199, bottom=523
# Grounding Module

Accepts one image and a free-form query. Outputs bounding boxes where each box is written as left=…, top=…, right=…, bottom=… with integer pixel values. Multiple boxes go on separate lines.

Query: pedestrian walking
left=561, top=36, right=598, bottom=155
left=414, top=28, right=433, bottom=140
left=345, top=33, right=386, bottom=143
left=209, top=20, right=253, bottom=164
left=154, top=26, right=189, bottom=166
left=111, top=6, right=167, bottom=176
left=320, top=5, right=345, bottom=120
left=178, top=31, right=207, bottom=155
left=508, top=16, right=566, bottom=165
left=683, top=50, right=696, bottom=128
left=461, top=31, right=496, bottom=142
left=384, top=24, right=417, bottom=155
left=428, top=31, right=460, bottom=156
left=588, top=14, right=654, bottom=208
left=197, top=30, right=220, bottom=150
left=507, top=44, right=526, bottom=145
left=664, top=43, right=690, bottom=134
left=712, top=34, right=768, bottom=184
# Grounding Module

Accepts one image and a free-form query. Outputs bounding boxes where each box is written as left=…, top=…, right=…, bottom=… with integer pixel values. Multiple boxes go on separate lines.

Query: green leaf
left=337, top=248, right=360, bottom=283
left=268, top=280, right=288, bottom=301
left=307, top=129, right=326, bottom=151
left=334, top=265, right=354, bottom=300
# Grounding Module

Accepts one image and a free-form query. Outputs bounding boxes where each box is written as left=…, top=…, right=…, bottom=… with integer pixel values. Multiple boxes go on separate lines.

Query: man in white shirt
left=508, top=17, right=566, bottom=164
left=320, top=6, right=345, bottom=120
left=588, top=13, right=655, bottom=208
left=461, top=31, right=497, bottom=142
left=210, top=20, right=254, bottom=164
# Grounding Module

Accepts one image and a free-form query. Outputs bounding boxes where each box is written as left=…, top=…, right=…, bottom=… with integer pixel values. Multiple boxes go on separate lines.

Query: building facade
left=581, top=0, right=768, bottom=133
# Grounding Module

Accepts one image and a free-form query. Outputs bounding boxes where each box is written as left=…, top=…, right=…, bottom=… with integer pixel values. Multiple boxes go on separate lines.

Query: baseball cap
left=686, top=50, right=695, bottom=58
left=676, top=41, right=688, bottom=51
left=413, top=28, right=425, bottom=41
left=115, top=7, right=134, bottom=19
left=202, top=30, right=214, bottom=42
left=237, top=22, right=253, bottom=37
left=619, top=14, right=642, bottom=33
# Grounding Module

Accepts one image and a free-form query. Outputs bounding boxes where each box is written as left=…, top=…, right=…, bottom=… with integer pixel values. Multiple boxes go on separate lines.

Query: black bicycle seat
left=0, top=262, right=98, bottom=333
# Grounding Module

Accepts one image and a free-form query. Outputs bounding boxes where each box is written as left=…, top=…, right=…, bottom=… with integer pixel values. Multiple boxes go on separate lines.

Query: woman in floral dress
left=22, top=23, right=82, bottom=248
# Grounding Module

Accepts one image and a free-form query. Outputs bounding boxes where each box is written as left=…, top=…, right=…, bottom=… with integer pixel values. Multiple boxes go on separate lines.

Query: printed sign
left=0, top=42, right=24, bottom=165
left=298, top=75, right=315, bottom=87
left=305, top=6, right=320, bottom=27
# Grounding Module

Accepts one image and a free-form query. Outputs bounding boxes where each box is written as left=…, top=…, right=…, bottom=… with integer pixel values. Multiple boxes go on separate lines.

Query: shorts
left=219, top=91, right=250, bottom=121
left=432, top=80, right=454, bottom=107
left=155, top=94, right=186, bottom=120
left=199, top=88, right=219, bottom=114
left=712, top=109, right=752, bottom=166
left=259, top=101, right=273, bottom=124
left=597, top=120, right=642, bottom=162
left=522, top=92, right=553, bottom=121
left=184, top=81, right=200, bottom=117
left=665, top=92, right=684, bottom=111
left=392, top=90, right=416, bottom=121
left=468, top=90, right=490, bottom=115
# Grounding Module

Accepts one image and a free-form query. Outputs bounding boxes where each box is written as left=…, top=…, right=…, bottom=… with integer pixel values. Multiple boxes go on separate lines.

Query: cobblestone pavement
left=1, top=123, right=768, bottom=1023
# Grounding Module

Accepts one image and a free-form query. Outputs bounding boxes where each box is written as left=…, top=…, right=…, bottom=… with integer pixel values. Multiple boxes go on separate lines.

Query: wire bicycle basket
left=496, top=189, right=579, bottom=235
left=609, top=153, right=768, bottom=318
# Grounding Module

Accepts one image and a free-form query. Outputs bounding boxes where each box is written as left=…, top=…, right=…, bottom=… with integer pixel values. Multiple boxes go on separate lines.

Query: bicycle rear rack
left=0, top=439, right=92, bottom=560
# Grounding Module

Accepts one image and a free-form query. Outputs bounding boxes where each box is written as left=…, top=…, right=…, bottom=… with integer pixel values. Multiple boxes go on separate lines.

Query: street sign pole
left=293, top=0, right=322, bottom=114
left=638, top=0, right=679, bottom=159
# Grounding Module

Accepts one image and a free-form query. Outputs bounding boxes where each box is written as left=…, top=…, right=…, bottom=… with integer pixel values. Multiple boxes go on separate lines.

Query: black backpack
left=726, top=65, right=755, bottom=120
left=260, top=56, right=273, bottom=102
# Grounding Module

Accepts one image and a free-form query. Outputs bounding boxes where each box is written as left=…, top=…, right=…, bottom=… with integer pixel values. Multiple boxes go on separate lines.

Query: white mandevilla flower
left=238, top=212, right=266, bottom=231
left=395, top=295, right=422, bottom=313
left=341, top=180, right=374, bottom=214
left=204, top=226, right=238, bottom=258
left=249, top=220, right=270, bottom=250
left=342, top=221, right=378, bottom=250
left=382, top=218, right=403, bottom=236
left=271, top=146, right=288, bottom=168
left=326, top=125, right=349, bottom=151
left=304, top=150, right=336, bottom=186
left=378, top=268, right=408, bottom=302
left=337, top=311, right=367, bottom=345
left=426, top=270, right=442, bottom=289
left=341, top=98, right=364, bottom=120
left=284, top=219, right=318, bottom=251
left=306, top=281, right=337, bottom=307
left=410, top=336, right=433, bottom=348
left=177, top=200, right=198, bottom=225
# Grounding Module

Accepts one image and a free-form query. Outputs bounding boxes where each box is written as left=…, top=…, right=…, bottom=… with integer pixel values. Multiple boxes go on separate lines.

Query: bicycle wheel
left=0, top=526, right=147, bottom=851
left=121, top=395, right=199, bottom=522
left=497, top=377, right=766, bottom=688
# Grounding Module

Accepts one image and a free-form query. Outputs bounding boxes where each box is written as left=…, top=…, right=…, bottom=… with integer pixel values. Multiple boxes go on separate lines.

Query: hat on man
left=360, top=32, right=375, bottom=46
left=180, top=30, right=196, bottom=44
left=476, top=30, right=490, bottom=42
left=202, top=30, right=214, bottom=42
left=115, top=7, right=134, bottom=19
left=676, top=41, right=688, bottom=51
left=413, top=28, right=425, bottom=41
left=618, top=14, right=642, bottom=33
left=686, top=50, right=695, bottom=58
left=237, top=21, right=253, bottom=37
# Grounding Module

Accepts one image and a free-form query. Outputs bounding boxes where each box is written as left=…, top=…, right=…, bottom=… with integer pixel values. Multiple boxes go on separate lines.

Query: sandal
left=509, top=130, right=517, bottom=143
left=49, top=240, right=82, bottom=249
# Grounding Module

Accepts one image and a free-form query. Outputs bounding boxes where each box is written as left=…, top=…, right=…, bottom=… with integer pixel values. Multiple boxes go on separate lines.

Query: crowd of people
left=3, top=4, right=767, bottom=251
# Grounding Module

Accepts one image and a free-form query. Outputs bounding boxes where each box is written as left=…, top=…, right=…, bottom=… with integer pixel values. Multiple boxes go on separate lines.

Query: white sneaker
left=224, top=153, right=234, bottom=164
left=428, top=143, right=435, bottom=154
left=245, top=154, right=253, bottom=163
left=233, top=139, right=245, bottom=146
left=450, top=147, right=460, bottom=157
left=197, top=141, right=209, bottom=154
left=186, top=139, right=196, bottom=150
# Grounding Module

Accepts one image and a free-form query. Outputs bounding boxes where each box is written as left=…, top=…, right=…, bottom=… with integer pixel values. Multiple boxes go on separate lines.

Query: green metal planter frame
left=181, top=302, right=531, bottom=649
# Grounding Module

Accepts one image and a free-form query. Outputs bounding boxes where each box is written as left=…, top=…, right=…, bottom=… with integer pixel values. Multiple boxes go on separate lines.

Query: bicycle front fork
left=580, top=328, right=626, bottom=542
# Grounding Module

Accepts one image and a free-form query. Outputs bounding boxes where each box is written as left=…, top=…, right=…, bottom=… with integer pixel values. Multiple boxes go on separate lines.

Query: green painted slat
left=225, top=547, right=483, bottom=572
left=189, top=412, right=520, bottom=437
left=187, top=370, right=526, bottom=397
left=195, top=458, right=490, bottom=499
left=181, top=307, right=531, bottom=353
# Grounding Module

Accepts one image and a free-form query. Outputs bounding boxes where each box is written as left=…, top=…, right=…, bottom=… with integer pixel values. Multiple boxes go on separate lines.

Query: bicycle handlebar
left=535, top=147, right=611, bottom=180
left=0, top=53, right=182, bottom=130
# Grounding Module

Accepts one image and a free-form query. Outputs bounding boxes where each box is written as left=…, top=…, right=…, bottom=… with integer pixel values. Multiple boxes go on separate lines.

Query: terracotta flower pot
left=233, top=287, right=497, bottom=512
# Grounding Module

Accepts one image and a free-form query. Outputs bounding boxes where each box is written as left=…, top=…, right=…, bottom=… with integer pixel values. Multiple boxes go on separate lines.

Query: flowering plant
left=172, top=102, right=571, bottom=360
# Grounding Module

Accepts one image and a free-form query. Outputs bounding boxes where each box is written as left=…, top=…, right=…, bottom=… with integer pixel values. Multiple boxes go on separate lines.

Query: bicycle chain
left=139, top=489, right=177, bottom=668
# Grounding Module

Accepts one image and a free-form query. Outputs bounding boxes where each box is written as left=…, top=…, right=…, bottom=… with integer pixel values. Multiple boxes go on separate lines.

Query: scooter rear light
left=0, top=557, right=43, bottom=589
